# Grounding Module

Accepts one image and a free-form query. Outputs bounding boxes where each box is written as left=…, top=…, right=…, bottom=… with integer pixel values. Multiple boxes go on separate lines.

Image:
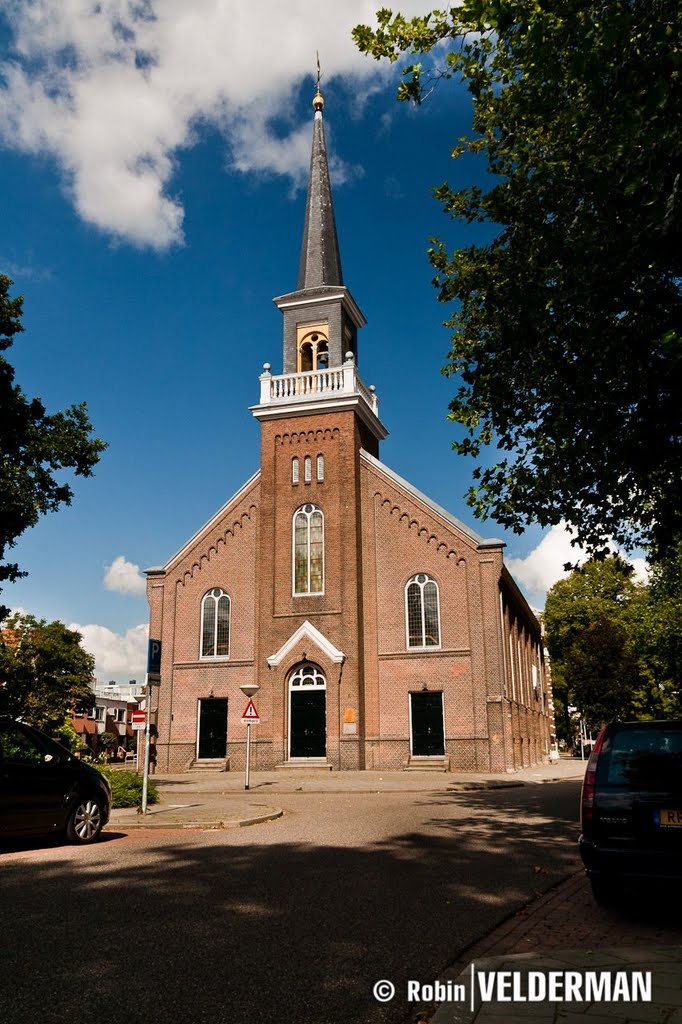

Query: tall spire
left=297, top=71, right=343, bottom=290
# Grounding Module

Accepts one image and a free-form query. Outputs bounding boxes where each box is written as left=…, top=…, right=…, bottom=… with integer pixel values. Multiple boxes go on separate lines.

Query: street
left=0, top=779, right=583, bottom=1024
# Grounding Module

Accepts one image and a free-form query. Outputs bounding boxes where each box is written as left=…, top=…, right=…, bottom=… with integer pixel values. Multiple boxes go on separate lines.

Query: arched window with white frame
left=293, top=504, right=324, bottom=595
left=200, top=588, right=231, bottom=658
left=405, top=574, right=441, bottom=648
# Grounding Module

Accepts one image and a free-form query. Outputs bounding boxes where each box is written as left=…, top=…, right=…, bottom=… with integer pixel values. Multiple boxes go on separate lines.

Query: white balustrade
left=258, top=359, right=379, bottom=415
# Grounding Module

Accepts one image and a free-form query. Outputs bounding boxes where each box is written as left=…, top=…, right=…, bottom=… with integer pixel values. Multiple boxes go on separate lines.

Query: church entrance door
left=197, top=698, right=228, bottom=760
left=288, top=663, right=326, bottom=759
left=410, top=692, right=445, bottom=756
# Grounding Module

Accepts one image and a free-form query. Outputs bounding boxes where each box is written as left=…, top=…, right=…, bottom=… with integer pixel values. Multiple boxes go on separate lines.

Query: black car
left=580, top=719, right=682, bottom=903
left=0, top=717, right=111, bottom=845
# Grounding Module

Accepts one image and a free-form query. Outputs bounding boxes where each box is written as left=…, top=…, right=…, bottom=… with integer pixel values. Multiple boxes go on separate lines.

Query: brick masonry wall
left=252, top=408, right=367, bottom=768
left=147, top=476, right=261, bottom=773
left=360, top=458, right=504, bottom=771
left=148, top=405, right=552, bottom=773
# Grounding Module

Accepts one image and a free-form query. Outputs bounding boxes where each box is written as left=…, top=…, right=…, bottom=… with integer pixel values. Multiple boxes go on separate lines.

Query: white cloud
left=506, top=524, right=587, bottom=600
left=71, top=621, right=148, bottom=677
left=104, top=555, right=147, bottom=596
left=507, top=523, right=650, bottom=607
left=0, top=0, right=420, bottom=248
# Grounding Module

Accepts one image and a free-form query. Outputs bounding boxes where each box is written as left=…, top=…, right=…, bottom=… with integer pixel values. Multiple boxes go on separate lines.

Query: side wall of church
left=499, top=574, right=554, bottom=769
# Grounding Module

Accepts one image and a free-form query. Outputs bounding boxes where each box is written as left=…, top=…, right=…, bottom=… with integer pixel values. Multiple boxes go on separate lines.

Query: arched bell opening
left=297, top=325, right=329, bottom=373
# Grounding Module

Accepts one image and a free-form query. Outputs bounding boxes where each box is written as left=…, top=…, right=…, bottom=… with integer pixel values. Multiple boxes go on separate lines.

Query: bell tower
left=251, top=81, right=386, bottom=449
left=249, top=81, right=387, bottom=770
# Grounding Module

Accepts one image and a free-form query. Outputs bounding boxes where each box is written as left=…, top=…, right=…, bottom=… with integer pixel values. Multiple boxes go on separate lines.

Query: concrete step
left=189, top=759, right=229, bottom=772
left=274, top=760, right=334, bottom=771
left=403, top=756, right=450, bottom=772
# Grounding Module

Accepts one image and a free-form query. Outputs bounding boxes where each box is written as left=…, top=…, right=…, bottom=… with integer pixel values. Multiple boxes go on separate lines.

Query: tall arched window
left=293, top=504, right=324, bottom=595
left=405, top=574, right=441, bottom=648
left=201, top=588, right=230, bottom=658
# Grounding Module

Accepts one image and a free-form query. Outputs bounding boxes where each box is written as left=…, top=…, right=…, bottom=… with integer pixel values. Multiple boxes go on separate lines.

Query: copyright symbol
left=373, top=980, right=396, bottom=1002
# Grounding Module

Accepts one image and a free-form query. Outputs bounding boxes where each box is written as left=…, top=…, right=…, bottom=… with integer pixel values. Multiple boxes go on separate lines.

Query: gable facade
left=145, top=88, right=554, bottom=774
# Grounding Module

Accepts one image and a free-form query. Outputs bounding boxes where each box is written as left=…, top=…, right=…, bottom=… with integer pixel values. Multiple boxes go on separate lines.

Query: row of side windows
left=199, top=551, right=440, bottom=658
left=292, top=455, right=324, bottom=484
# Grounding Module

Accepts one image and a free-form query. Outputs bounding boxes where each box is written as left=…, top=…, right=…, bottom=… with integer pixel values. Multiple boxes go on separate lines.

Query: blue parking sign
left=147, top=638, right=162, bottom=674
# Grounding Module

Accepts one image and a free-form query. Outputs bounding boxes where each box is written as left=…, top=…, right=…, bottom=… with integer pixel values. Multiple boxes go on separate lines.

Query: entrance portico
left=267, top=620, right=345, bottom=767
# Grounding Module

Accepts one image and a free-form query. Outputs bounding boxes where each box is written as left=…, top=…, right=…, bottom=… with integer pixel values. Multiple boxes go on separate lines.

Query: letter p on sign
left=147, top=639, right=162, bottom=674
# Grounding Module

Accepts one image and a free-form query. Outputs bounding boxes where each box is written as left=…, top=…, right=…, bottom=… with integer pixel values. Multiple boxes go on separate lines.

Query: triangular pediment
left=267, top=620, right=345, bottom=667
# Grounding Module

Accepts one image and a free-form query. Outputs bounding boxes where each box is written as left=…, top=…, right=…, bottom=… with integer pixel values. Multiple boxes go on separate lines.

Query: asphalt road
left=0, top=779, right=583, bottom=1024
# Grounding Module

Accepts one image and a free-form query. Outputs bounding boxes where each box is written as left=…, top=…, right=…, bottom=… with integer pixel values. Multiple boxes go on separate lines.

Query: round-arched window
left=201, top=588, right=230, bottom=658
left=405, top=574, right=441, bottom=648
left=293, top=504, right=324, bottom=595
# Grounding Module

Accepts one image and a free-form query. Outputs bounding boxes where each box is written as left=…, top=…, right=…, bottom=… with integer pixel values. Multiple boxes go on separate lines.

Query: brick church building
left=146, top=86, right=554, bottom=774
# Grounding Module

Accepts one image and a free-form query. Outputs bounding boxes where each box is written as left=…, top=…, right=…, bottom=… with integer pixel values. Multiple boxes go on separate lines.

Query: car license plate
left=658, top=809, right=682, bottom=826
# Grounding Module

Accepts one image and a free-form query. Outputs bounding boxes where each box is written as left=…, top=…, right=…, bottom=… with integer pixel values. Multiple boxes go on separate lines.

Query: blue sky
left=0, top=1, right=633, bottom=682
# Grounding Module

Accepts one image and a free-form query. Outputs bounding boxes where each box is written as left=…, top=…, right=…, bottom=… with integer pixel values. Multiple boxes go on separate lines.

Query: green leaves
left=544, top=554, right=682, bottom=730
left=0, top=613, right=96, bottom=731
left=0, top=276, right=106, bottom=616
left=353, top=0, right=682, bottom=559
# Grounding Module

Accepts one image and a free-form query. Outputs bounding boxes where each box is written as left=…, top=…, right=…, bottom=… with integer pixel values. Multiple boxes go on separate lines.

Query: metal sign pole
left=239, top=682, right=260, bottom=792
left=245, top=721, right=252, bottom=791
left=141, top=676, right=151, bottom=814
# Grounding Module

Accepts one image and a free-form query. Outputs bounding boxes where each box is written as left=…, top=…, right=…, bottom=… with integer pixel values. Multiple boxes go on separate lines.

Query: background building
left=71, top=679, right=143, bottom=758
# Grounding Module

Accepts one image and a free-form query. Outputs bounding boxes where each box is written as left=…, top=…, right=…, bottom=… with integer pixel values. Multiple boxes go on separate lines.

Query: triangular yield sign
left=242, top=699, right=259, bottom=720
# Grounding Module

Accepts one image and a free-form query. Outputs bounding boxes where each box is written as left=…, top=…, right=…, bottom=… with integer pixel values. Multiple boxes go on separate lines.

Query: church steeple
left=273, top=81, right=366, bottom=377
left=297, top=83, right=343, bottom=290
left=254, top=79, right=387, bottom=449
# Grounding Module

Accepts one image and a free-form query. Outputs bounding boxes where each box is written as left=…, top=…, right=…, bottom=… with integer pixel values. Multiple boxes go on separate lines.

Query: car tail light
left=580, top=725, right=608, bottom=833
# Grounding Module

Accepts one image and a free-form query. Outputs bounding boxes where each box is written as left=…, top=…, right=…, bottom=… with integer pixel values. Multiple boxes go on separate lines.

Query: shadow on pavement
left=1, top=780, right=680, bottom=1024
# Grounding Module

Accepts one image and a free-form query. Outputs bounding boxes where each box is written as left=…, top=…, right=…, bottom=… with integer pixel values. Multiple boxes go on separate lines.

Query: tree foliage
left=632, top=538, right=682, bottom=699
left=0, top=613, right=95, bottom=731
left=354, top=1, right=682, bottom=559
left=544, top=558, right=681, bottom=731
left=0, top=275, right=106, bottom=617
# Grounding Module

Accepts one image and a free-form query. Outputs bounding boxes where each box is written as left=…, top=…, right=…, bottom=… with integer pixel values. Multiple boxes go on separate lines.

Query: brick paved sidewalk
left=446, top=871, right=682, bottom=972
left=430, top=872, right=682, bottom=1024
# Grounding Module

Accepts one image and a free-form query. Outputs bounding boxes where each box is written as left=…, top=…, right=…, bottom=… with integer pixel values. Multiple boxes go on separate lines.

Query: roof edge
left=360, top=449, right=505, bottom=550
left=501, top=565, right=541, bottom=631
left=160, top=470, right=261, bottom=573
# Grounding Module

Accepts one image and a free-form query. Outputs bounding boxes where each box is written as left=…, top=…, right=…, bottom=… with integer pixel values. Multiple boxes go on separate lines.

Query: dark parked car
left=580, top=719, right=682, bottom=903
left=0, top=717, right=111, bottom=844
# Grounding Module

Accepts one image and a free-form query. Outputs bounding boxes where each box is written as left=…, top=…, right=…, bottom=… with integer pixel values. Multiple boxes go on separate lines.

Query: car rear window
left=601, top=726, right=682, bottom=787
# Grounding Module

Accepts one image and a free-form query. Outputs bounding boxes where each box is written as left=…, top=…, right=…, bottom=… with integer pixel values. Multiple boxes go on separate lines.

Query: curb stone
left=106, top=805, right=283, bottom=830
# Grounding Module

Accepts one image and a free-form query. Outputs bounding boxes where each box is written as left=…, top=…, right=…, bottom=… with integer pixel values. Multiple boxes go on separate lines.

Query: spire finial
left=313, top=52, right=324, bottom=112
